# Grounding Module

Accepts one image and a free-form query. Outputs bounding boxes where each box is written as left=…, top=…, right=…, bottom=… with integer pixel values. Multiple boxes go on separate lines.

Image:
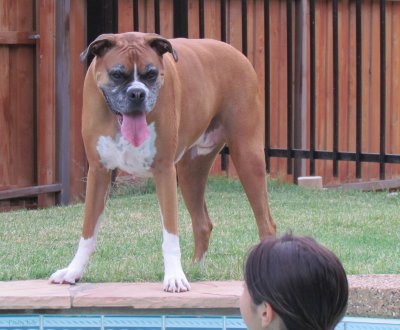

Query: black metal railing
left=264, top=0, right=400, bottom=181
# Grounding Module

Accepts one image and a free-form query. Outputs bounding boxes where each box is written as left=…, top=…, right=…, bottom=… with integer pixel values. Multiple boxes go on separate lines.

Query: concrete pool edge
left=0, top=275, right=399, bottom=318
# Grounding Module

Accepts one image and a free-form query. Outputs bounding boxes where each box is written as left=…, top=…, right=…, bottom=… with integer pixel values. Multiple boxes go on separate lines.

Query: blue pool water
left=0, top=315, right=399, bottom=330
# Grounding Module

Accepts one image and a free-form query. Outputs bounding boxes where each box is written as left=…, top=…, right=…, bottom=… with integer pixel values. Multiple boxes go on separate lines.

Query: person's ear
left=259, top=302, right=276, bottom=328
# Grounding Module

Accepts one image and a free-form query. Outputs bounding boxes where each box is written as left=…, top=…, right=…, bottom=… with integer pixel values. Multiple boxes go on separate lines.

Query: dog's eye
left=110, top=70, right=126, bottom=81
left=142, top=69, right=158, bottom=81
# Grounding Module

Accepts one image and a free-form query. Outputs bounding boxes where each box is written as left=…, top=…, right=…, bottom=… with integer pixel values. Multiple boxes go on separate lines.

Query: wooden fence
left=0, top=0, right=86, bottom=210
left=0, top=0, right=37, bottom=209
left=0, top=0, right=399, bottom=210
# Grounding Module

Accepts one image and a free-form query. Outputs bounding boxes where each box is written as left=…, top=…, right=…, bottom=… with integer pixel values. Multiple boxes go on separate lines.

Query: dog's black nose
left=127, top=87, right=146, bottom=104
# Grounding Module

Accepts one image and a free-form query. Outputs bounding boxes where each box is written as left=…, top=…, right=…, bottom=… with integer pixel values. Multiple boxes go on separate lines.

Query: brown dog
left=50, top=32, right=276, bottom=292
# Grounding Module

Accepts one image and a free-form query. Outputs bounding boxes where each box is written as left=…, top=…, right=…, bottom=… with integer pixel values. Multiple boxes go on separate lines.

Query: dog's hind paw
left=49, top=268, right=81, bottom=285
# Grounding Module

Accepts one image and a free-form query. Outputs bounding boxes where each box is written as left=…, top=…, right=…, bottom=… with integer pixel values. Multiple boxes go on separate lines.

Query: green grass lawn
left=0, top=177, right=399, bottom=282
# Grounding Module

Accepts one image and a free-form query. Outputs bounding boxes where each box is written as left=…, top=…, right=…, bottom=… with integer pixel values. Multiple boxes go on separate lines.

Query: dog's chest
left=96, top=123, right=156, bottom=177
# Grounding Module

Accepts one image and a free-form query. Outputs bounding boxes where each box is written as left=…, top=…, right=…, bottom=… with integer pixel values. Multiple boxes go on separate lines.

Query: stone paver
left=71, top=281, right=242, bottom=309
left=0, top=280, right=71, bottom=309
left=0, top=276, right=399, bottom=317
left=347, top=275, right=400, bottom=318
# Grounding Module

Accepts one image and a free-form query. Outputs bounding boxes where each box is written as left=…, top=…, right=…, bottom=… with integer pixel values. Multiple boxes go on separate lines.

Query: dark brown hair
left=244, top=233, right=348, bottom=330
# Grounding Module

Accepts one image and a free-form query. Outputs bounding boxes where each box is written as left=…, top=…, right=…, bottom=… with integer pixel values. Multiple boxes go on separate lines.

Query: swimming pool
left=0, top=315, right=399, bottom=330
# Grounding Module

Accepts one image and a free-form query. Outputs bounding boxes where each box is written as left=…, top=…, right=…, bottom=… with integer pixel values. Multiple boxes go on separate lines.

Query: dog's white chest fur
left=96, top=123, right=157, bottom=177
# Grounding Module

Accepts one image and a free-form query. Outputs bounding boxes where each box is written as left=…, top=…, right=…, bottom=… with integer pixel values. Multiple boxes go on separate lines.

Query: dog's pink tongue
left=121, top=112, right=149, bottom=147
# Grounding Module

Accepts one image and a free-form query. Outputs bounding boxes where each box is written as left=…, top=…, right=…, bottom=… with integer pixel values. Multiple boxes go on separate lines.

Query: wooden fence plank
left=69, top=0, right=87, bottom=202
left=367, top=1, right=381, bottom=180
left=338, top=0, right=351, bottom=182
left=277, top=0, right=289, bottom=180
left=346, top=0, right=357, bottom=181
left=387, top=2, right=400, bottom=177
left=0, top=46, right=11, bottom=189
left=160, top=0, right=173, bottom=37
left=268, top=0, right=283, bottom=179
left=37, top=0, right=56, bottom=207
left=56, top=0, right=71, bottom=204
left=0, top=0, right=12, bottom=190
left=0, top=0, right=10, bottom=30
left=118, top=0, right=134, bottom=33
left=386, top=1, right=393, bottom=177
left=10, top=47, right=35, bottom=187
left=325, top=0, right=334, bottom=182
left=136, top=0, right=145, bottom=32
left=137, top=0, right=155, bottom=33
left=188, top=0, right=200, bottom=38
left=11, top=1, right=35, bottom=188
left=228, top=0, right=242, bottom=50
left=360, top=2, right=370, bottom=179
left=248, top=0, right=265, bottom=86
left=204, top=0, right=221, bottom=39
left=315, top=0, right=328, bottom=181
left=390, top=3, right=400, bottom=154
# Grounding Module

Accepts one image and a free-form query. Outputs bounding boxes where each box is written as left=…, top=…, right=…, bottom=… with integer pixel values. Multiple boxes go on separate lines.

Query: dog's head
left=81, top=32, right=178, bottom=115
left=81, top=32, right=178, bottom=146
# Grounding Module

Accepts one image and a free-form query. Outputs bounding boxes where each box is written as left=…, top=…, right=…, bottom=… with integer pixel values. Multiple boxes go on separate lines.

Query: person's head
left=240, top=233, right=348, bottom=330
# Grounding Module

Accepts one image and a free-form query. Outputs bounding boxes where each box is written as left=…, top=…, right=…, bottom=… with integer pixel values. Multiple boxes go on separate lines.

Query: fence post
left=56, top=0, right=71, bottom=204
left=37, top=0, right=57, bottom=207
left=294, top=0, right=308, bottom=182
left=286, top=0, right=293, bottom=175
left=309, top=0, right=316, bottom=176
left=379, top=0, right=386, bottom=180
left=355, top=0, right=362, bottom=179
left=264, top=0, right=271, bottom=173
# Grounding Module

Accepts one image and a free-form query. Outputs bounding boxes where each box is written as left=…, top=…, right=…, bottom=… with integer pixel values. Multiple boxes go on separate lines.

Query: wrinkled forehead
left=97, top=40, right=163, bottom=72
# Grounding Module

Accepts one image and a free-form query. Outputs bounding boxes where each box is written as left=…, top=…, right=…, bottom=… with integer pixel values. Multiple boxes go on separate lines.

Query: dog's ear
left=80, top=34, right=116, bottom=62
left=146, top=35, right=178, bottom=62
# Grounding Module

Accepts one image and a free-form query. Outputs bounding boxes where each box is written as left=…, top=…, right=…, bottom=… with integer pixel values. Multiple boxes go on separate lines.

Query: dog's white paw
left=49, top=267, right=83, bottom=285
left=163, top=270, right=191, bottom=293
left=50, top=237, right=96, bottom=285
left=162, top=230, right=190, bottom=292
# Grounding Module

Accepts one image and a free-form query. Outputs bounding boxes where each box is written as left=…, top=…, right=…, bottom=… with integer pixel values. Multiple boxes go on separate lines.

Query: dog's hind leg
left=177, top=142, right=225, bottom=263
left=227, top=137, right=276, bottom=240
left=222, top=94, right=276, bottom=239
left=50, top=165, right=111, bottom=284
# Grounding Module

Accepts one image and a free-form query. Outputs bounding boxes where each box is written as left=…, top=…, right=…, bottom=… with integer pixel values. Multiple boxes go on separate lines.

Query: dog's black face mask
left=100, top=63, right=161, bottom=117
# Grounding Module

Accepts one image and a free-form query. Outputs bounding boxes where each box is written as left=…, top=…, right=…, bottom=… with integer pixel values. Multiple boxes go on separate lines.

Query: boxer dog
left=50, top=32, right=276, bottom=292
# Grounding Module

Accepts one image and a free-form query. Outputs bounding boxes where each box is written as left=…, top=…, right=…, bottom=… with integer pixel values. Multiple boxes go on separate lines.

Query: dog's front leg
left=50, top=165, right=111, bottom=284
left=152, top=164, right=190, bottom=292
